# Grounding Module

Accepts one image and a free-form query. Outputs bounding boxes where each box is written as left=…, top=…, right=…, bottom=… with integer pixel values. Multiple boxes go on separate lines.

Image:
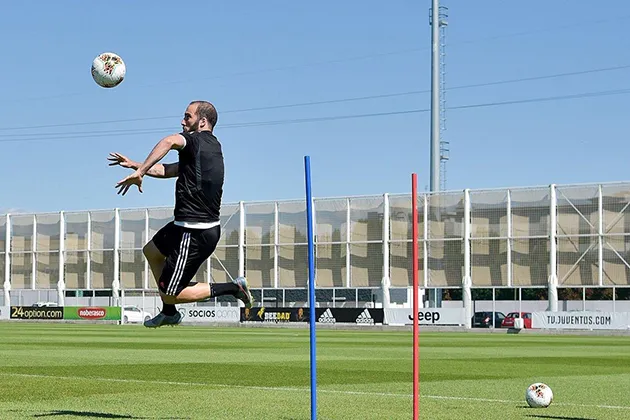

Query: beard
left=182, top=120, right=199, bottom=133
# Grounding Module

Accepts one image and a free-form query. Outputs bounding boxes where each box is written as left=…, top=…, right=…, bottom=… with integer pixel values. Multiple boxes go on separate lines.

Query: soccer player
left=108, top=100, right=253, bottom=328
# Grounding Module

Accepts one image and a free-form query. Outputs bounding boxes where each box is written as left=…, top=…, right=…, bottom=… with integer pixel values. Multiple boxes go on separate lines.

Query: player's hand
left=115, top=170, right=143, bottom=195
left=108, top=152, right=134, bottom=169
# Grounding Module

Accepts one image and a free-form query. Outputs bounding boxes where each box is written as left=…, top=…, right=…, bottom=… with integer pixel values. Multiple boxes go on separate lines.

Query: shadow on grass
left=9, top=410, right=191, bottom=419
left=32, top=412, right=147, bottom=419
left=525, top=414, right=597, bottom=420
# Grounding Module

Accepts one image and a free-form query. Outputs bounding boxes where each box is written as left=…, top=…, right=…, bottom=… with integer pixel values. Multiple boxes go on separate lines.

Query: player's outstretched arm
left=108, top=153, right=178, bottom=178
left=114, top=134, right=185, bottom=195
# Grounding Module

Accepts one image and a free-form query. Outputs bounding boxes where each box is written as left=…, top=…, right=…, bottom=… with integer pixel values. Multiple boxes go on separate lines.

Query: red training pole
left=411, top=173, right=419, bottom=420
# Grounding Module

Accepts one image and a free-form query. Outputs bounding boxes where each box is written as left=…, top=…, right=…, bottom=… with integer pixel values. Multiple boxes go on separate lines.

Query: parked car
left=32, top=301, right=58, bottom=307
left=472, top=311, right=505, bottom=328
left=122, top=306, right=153, bottom=324
left=501, top=312, right=532, bottom=329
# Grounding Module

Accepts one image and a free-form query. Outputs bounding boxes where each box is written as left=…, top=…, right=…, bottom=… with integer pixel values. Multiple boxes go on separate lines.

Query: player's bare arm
left=108, top=152, right=179, bottom=178
left=114, top=134, right=186, bottom=195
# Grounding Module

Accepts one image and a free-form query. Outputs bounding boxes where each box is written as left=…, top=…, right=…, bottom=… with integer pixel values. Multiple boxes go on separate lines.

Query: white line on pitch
left=2, top=373, right=630, bottom=411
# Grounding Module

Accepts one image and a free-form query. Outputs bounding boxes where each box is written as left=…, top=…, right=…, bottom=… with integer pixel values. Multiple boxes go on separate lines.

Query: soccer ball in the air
left=525, top=382, right=553, bottom=408
left=91, top=52, right=126, bottom=88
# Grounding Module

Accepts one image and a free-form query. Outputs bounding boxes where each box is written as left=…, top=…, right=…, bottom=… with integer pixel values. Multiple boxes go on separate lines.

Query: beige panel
left=245, top=245, right=273, bottom=288
left=427, top=193, right=464, bottom=240
left=278, top=201, right=307, bottom=244
left=350, top=197, right=384, bottom=242
left=90, top=250, right=114, bottom=289
left=65, top=212, right=89, bottom=251
left=10, top=215, right=33, bottom=253
left=470, top=190, right=508, bottom=238
left=471, top=239, right=508, bottom=287
left=602, top=185, right=630, bottom=235
left=10, top=252, right=31, bottom=289
left=120, top=249, right=145, bottom=289
left=35, top=252, right=59, bottom=289
left=512, top=214, right=532, bottom=237
left=278, top=224, right=299, bottom=245
left=603, top=236, right=630, bottom=286
left=90, top=211, right=115, bottom=250
left=36, top=214, right=61, bottom=252
left=557, top=236, right=598, bottom=286
left=556, top=186, right=598, bottom=236
left=278, top=245, right=307, bottom=288
left=315, top=243, right=345, bottom=287
left=427, top=240, right=463, bottom=287
left=556, top=213, right=581, bottom=236
left=510, top=188, right=550, bottom=237
left=603, top=209, right=626, bottom=235
left=389, top=195, right=423, bottom=242
left=389, top=240, right=423, bottom=288
left=315, top=199, right=347, bottom=243
left=119, top=210, right=146, bottom=249
left=350, top=243, right=383, bottom=287
left=64, top=251, right=87, bottom=289
left=245, top=203, right=275, bottom=246
left=512, top=238, right=549, bottom=286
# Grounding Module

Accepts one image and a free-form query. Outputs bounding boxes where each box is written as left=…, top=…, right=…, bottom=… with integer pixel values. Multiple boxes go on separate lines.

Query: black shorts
left=152, top=221, right=220, bottom=296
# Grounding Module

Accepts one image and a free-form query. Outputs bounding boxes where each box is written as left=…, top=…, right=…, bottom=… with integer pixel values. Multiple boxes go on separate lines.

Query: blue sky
left=1, top=0, right=629, bottom=214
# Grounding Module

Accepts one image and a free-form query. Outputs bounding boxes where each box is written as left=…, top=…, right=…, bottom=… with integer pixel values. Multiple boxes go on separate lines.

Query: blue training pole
left=304, top=155, right=317, bottom=420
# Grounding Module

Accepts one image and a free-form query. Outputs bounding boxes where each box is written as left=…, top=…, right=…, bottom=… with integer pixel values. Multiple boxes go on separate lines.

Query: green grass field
left=1, top=323, right=630, bottom=419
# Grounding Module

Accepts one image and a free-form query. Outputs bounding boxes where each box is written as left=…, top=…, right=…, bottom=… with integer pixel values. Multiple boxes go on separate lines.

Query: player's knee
left=143, top=241, right=164, bottom=262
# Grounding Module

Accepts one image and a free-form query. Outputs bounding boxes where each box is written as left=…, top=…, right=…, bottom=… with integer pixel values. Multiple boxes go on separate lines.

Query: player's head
left=181, top=101, right=218, bottom=133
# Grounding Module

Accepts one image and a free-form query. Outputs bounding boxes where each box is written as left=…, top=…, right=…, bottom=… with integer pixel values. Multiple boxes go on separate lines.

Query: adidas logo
left=355, top=308, right=374, bottom=325
left=318, top=308, right=336, bottom=324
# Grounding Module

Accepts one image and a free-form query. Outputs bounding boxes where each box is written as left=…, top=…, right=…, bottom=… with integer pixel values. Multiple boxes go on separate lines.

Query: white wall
left=441, top=300, right=630, bottom=313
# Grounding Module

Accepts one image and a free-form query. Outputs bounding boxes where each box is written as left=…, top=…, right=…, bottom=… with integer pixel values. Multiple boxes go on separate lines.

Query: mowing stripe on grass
left=415, top=395, right=630, bottom=411
left=0, top=372, right=409, bottom=398
left=2, top=372, right=630, bottom=411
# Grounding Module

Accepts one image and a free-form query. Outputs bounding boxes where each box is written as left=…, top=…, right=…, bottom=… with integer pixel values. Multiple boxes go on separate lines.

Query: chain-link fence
left=2, top=182, right=630, bottom=307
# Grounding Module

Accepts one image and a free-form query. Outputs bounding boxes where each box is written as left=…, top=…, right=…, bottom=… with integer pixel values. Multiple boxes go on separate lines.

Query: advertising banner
left=532, top=311, right=630, bottom=330
left=179, top=306, right=240, bottom=323
left=63, top=306, right=121, bottom=321
left=240, top=307, right=384, bottom=325
left=10, top=306, right=64, bottom=320
left=241, top=307, right=309, bottom=323
left=0, top=306, right=10, bottom=320
left=315, top=308, right=384, bottom=325
left=384, top=308, right=466, bottom=326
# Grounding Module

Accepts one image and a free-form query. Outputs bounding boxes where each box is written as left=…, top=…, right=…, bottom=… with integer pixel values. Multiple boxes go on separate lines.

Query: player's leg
left=142, top=222, right=178, bottom=318
left=142, top=240, right=166, bottom=283
left=161, top=225, right=253, bottom=307
left=146, top=227, right=215, bottom=327
left=142, top=240, right=177, bottom=315
left=161, top=276, right=253, bottom=306
left=145, top=225, right=253, bottom=328
left=143, top=223, right=189, bottom=328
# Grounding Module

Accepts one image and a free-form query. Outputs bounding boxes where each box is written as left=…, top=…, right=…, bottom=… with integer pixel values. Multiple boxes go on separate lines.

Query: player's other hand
left=116, top=170, right=143, bottom=196
left=108, top=152, right=134, bottom=169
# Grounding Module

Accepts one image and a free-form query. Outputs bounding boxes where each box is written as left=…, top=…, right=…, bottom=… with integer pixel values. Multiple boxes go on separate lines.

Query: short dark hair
left=190, top=100, right=218, bottom=128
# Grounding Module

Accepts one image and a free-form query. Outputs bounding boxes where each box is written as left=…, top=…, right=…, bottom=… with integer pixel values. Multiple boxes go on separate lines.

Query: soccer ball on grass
left=91, top=52, right=126, bottom=88
left=525, top=382, right=553, bottom=408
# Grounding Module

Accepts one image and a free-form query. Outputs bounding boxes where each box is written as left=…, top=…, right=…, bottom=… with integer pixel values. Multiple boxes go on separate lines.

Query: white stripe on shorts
left=166, top=232, right=191, bottom=296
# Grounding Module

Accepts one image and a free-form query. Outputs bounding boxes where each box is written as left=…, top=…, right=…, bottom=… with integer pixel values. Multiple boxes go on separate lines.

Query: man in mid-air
left=108, top=100, right=252, bottom=327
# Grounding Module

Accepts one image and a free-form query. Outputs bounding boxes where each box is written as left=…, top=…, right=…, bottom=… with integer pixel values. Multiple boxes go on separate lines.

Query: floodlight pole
left=429, top=0, right=443, bottom=308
